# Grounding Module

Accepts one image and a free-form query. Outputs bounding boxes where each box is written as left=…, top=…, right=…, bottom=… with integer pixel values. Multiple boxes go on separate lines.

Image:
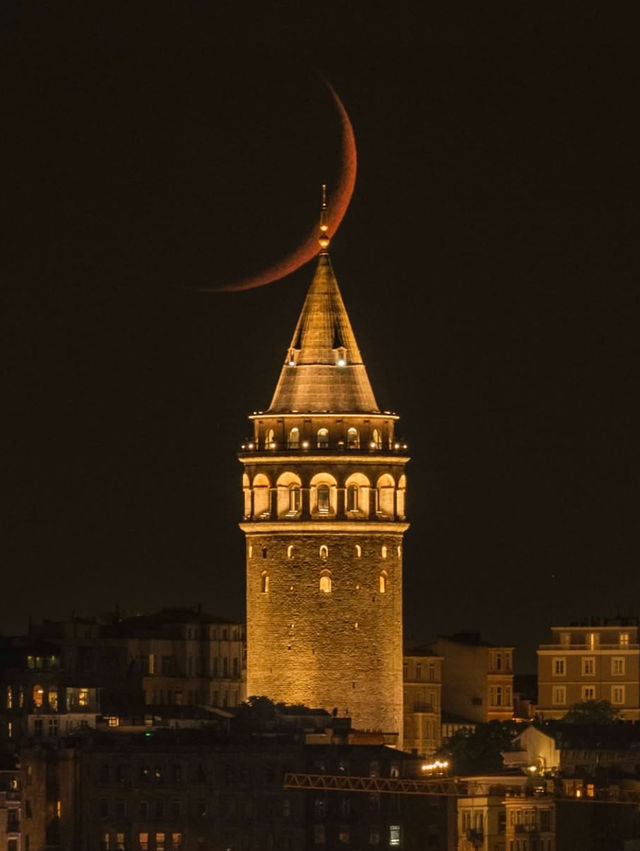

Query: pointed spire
left=266, top=198, right=380, bottom=414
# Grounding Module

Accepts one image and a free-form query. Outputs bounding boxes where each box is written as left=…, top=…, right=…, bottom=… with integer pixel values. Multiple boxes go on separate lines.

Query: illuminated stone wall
left=244, top=525, right=404, bottom=740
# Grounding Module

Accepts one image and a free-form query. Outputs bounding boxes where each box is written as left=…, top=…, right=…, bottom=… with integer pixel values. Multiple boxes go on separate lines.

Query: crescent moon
left=210, top=81, right=357, bottom=292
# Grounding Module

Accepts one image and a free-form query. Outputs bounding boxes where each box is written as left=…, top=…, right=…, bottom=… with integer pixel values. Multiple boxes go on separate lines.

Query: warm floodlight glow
left=337, top=359, right=346, bottom=367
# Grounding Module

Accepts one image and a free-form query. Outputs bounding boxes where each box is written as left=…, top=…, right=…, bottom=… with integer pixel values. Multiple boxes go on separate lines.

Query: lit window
left=319, top=572, right=332, bottom=594
left=287, top=545, right=294, bottom=559
left=288, top=427, right=300, bottom=449
left=48, top=687, right=59, bottom=711
left=116, top=834, right=125, bottom=851
left=586, top=632, right=599, bottom=649
left=102, top=833, right=111, bottom=851
left=347, top=427, right=359, bottom=448
left=612, top=685, right=625, bottom=705
left=355, top=544, right=362, bottom=558
left=389, top=825, right=401, bottom=846
left=78, top=688, right=89, bottom=707
left=319, top=545, right=328, bottom=560
left=553, top=657, right=566, bottom=676
left=265, top=428, right=275, bottom=448
left=317, top=485, right=330, bottom=513
left=372, top=428, right=382, bottom=448
left=317, top=428, right=329, bottom=449
left=139, top=833, right=149, bottom=851
left=612, top=657, right=625, bottom=675
left=379, top=571, right=388, bottom=594
left=33, top=685, right=44, bottom=708
left=6, top=685, right=12, bottom=709
left=381, top=545, right=387, bottom=558
left=289, top=486, right=301, bottom=512
left=261, top=572, right=269, bottom=594
left=620, top=632, right=630, bottom=646
left=171, top=834, right=183, bottom=850
left=156, top=833, right=166, bottom=851
left=552, top=686, right=566, bottom=705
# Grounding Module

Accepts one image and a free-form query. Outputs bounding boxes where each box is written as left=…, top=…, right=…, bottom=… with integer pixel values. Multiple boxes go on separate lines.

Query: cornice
left=239, top=521, right=410, bottom=534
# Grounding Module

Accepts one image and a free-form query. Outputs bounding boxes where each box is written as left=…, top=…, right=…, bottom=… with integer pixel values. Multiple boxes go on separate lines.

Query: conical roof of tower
left=267, top=253, right=380, bottom=414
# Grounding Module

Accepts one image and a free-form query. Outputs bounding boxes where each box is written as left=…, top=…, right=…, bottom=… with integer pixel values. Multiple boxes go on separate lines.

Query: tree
left=562, top=699, right=619, bottom=724
left=440, top=721, right=522, bottom=775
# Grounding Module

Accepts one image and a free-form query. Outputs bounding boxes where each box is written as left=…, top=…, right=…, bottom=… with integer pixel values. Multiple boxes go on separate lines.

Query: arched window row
left=258, top=569, right=391, bottom=596
left=249, top=543, right=401, bottom=560
left=243, top=472, right=407, bottom=521
left=248, top=425, right=403, bottom=452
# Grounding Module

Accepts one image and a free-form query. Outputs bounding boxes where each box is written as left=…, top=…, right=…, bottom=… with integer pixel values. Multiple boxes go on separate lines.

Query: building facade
left=537, top=619, right=640, bottom=720
left=403, top=646, right=442, bottom=756
left=240, top=233, right=409, bottom=743
left=434, top=634, right=515, bottom=725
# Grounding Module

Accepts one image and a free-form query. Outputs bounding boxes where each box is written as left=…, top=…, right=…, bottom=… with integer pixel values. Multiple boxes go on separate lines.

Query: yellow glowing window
left=317, top=485, right=330, bottom=513
left=347, top=427, right=359, bottom=448
left=379, top=572, right=388, bottom=594
left=261, top=572, right=269, bottom=594
left=156, top=834, right=166, bottom=851
left=48, top=687, right=58, bottom=712
left=6, top=685, right=12, bottom=709
left=288, top=427, right=300, bottom=449
left=33, top=685, right=44, bottom=709
left=319, top=573, right=332, bottom=594
left=372, top=428, right=382, bottom=448
left=139, top=833, right=149, bottom=851
left=317, top=428, right=329, bottom=448
left=78, top=688, right=89, bottom=707
left=171, top=834, right=183, bottom=850
left=355, top=544, right=362, bottom=558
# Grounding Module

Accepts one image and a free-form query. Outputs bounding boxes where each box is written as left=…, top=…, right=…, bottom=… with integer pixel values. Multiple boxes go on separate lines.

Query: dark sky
left=3, top=6, right=638, bottom=672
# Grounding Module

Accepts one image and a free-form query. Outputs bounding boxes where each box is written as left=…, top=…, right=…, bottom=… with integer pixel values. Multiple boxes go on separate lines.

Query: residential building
left=537, top=618, right=640, bottom=720
left=403, top=646, right=442, bottom=756
left=434, top=633, right=515, bottom=725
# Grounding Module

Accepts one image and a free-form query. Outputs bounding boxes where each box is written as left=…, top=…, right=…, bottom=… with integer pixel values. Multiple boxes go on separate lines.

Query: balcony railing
left=539, top=643, right=640, bottom=651
left=239, top=442, right=409, bottom=455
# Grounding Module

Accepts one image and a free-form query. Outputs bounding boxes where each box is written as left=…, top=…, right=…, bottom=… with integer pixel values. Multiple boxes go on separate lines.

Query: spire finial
left=318, top=183, right=330, bottom=253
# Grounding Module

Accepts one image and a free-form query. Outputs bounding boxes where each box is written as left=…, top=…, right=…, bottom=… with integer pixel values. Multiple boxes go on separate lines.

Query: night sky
left=3, top=6, right=638, bottom=672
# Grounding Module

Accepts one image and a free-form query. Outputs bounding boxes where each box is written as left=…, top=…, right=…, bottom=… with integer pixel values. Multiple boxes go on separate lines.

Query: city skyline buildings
left=4, top=7, right=639, bottom=673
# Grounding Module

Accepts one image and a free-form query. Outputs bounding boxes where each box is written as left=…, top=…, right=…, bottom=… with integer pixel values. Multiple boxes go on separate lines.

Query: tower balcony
left=239, top=441, right=408, bottom=457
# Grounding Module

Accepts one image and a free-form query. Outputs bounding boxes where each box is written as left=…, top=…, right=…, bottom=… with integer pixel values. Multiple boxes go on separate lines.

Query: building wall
left=403, top=654, right=442, bottom=756
left=435, top=638, right=514, bottom=724
left=245, top=527, right=404, bottom=739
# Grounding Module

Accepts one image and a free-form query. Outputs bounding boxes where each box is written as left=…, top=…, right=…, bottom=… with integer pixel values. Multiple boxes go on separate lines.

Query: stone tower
left=239, top=213, right=409, bottom=743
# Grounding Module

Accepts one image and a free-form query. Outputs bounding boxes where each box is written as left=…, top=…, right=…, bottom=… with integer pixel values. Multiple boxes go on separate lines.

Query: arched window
left=381, top=545, right=388, bottom=559
left=355, top=544, right=362, bottom=558
left=376, top=474, right=396, bottom=517
left=265, top=428, right=276, bottom=448
left=262, top=547, right=268, bottom=559
left=287, top=545, right=294, bottom=559
left=379, top=571, right=388, bottom=594
left=33, top=685, right=44, bottom=709
left=346, top=485, right=359, bottom=511
left=319, top=571, right=332, bottom=594
left=261, top=571, right=269, bottom=593
left=288, top=427, right=300, bottom=449
left=347, top=427, right=359, bottom=448
left=317, top=485, right=330, bottom=513
left=397, top=474, right=407, bottom=519
left=372, top=428, right=382, bottom=449
left=397, top=545, right=402, bottom=558
left=252, top=473, right=271, bottom=519
left=317, top=428, right=329, bottom=449
left=319, top=545, right=328, bottom=560
left=289, top=486, right=301, bottom=513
